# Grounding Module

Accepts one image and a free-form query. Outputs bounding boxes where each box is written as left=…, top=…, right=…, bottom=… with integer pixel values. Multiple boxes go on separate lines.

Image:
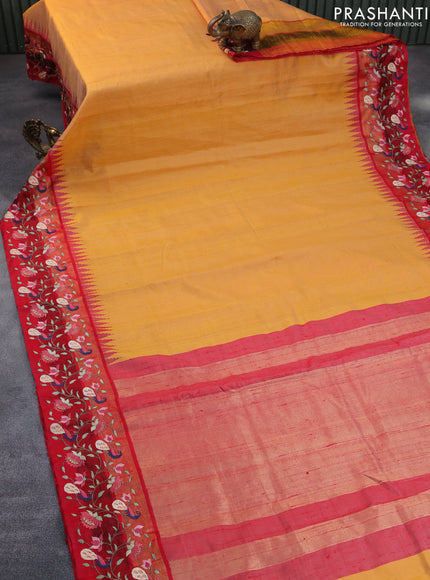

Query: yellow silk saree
left=2, top=0, right=430, bottom=578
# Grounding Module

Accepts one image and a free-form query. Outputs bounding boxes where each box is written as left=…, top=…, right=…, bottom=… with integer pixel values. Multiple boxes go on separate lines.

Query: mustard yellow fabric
left=25, top=0, right=430, bottom=363
left=341, top=551, right=430, bottom=580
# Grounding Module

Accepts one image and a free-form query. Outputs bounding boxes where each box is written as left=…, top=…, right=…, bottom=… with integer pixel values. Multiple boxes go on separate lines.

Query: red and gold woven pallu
left=3, top=0, right=430, bottom=578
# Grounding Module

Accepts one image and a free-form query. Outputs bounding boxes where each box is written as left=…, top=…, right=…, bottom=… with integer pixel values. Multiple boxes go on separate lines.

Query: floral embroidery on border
left=24, top=29, right=78, bottom=127
left=358, top=42, right=430, bottom=238
left=1, top=159, right=169, bottom=580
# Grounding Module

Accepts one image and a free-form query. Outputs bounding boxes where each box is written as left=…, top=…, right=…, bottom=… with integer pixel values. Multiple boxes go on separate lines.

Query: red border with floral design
left=1, top=27, right=172, bottom=580
left=24, top=28, right=78, bottom=127
left=1, top=156, right=172, bottom=580
left=220, top=19, right=397, bottom=61
left=354, top=41, right=430, bottom=248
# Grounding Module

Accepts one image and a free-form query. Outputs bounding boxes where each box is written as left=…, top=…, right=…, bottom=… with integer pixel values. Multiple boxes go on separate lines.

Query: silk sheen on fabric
left=2, top=0, right=430, bottom=578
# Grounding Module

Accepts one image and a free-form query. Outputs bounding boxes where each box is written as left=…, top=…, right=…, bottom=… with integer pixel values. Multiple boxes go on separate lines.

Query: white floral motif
left=361, top=43, right=430, bottom=231
left=2, top=154, right=167, bottom=578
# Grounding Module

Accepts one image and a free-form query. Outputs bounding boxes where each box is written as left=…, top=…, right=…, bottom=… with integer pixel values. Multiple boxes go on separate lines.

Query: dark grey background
left=1, top=47, right=429, bottom=579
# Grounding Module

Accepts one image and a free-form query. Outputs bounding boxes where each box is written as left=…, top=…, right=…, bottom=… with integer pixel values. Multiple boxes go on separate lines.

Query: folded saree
left=2, top=0, right=430, bottom=578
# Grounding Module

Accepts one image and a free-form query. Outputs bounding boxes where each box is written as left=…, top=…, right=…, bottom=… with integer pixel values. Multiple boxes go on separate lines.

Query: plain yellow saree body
left=27, top=0, right=430, bottom=361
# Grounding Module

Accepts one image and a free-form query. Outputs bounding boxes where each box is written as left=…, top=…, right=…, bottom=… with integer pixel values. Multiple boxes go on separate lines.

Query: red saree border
left=118, top=322, right=430, bottom=410
left=163, top=471, right=430, bottom=560
left=111, top=295, right=430, bottom=378
left=24, top=27, right=78, bottom=127
left=1, top=165, right=171, bottom=579
left=223, top=515, right=430, bottom=579
left=354, top=42, right=430, bottom=249
left=10, top=25, right=172, bottom=579
left=23, top=24, right=121, bottom=366
left=219, top=19, right=397, bottom=62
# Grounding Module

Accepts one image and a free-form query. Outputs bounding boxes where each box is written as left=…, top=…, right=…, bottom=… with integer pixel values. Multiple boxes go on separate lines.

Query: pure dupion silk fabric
left=2, top=0, right=430, bottom=578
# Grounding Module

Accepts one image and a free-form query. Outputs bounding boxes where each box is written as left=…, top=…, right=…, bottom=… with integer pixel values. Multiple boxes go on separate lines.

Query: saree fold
left=2, top=0, right=430, bottom=578
left=194, top=0, right=398, bottom=60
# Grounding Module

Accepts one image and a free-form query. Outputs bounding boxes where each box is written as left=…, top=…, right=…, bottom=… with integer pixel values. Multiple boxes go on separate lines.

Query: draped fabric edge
left=221, top=30, right=399, bottom=62
left=1, top=26, right=174, bottom=580
left=0, top=156, right=174, bottom=579
left=1, top=18, right=430, bottom=580
left=24, top=25, right=78, bottom=127
left=347, top=44, right=430, bottom=254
